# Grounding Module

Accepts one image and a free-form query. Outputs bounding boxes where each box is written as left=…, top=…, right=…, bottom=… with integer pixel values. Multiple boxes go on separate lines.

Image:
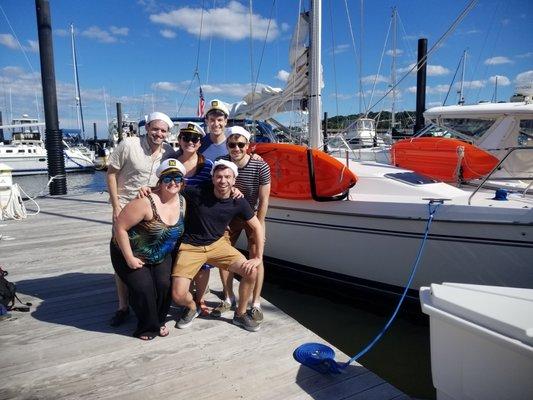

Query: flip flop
left=159, top=326, right=170, bottom=337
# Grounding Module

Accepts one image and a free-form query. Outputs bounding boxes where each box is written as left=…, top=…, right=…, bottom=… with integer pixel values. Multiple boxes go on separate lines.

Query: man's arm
left=240, top=215, right=264, bottom=274
left=255, top=183, right=271, bottom=230
left=106, top=166, right=122, bottom=222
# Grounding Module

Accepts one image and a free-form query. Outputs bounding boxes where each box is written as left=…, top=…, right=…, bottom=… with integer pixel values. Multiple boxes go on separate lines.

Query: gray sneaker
left=176, top=307, right=200, bottom=329
left=210, top=300, right=235, bottom=318
left=233, top=312, right=261, bottom=332
left=249, top=306, right=264, bottom=323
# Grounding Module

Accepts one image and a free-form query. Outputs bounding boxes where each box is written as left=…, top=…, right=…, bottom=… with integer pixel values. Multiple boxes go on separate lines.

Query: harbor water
left=13, top=171, right=435, bottom=399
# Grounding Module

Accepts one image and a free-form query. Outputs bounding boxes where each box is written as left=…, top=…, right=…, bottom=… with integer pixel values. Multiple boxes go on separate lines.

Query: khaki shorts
left=172, top=236, right=245, bottom=279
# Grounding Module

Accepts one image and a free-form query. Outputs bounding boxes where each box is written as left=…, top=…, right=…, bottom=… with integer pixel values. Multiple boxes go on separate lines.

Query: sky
left=0, top=0, right=532, bottom=139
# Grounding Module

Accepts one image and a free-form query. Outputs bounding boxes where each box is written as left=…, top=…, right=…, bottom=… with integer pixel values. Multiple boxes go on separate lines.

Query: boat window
left=18, top=149, right=25, bottom=153
left=384, top=172, right=437, bottom=185
left=440, top=118, right=496, bottom=139
left=518, top=119, right=533, bottom=146
left=6, top=149, right=13, bottom=153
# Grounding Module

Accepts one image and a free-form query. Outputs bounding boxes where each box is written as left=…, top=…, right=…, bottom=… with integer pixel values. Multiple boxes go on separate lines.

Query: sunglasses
left=161, top=175, right=184, bottom=184
left=228, top=142, right=247, bottom=149
left=180, top=133, right=201, bottom=143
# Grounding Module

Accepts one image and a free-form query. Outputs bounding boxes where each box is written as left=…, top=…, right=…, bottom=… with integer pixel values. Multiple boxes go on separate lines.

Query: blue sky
left=0, top=0, right=532, bottom=138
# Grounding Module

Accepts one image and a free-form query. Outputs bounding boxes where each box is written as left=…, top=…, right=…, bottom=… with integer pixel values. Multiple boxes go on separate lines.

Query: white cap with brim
left=179, top=121, right=206, bottom=137
left=145, top=112, right=174, bottom=130
left=211, top=159, right=238, bottom=177
left=226, top=125, right=251, bottom=142
left=156, top=158, right=187, bottom=178
left=205, top=99, right=229, bottom=117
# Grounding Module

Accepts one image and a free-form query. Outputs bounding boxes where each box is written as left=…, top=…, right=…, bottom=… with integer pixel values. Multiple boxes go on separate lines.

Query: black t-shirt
left=181, top=182, right=255, bottom=246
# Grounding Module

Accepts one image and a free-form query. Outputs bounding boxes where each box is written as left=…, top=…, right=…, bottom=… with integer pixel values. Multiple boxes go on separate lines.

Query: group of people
left=107, top=100, right=271, bottom=340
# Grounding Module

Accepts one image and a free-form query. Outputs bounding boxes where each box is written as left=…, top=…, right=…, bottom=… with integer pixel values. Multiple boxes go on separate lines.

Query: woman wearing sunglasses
left=111, top=158, right=187, bottom=340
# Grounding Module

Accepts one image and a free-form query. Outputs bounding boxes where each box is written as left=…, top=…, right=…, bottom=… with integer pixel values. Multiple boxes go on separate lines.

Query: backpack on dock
left=0, top=267, right=31, bottom=312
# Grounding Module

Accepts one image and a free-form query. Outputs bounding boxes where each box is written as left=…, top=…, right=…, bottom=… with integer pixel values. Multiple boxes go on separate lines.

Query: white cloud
left=330, top=93, right=353, bottom=100
left=276, top=70, right=290, bottom=82
left=427, top=101, right=443, bottom=107
left=385, top=49, right=403, bottom=56
left=26, top=40, right=39, bottom=53
left=332, top=44, right=350, bottom=55
left=517, top=52, right=533, bottom=59
left=462, top=80, right=485, bottom=89
left=80, top=26, right=128, bottom=43
left=515, top=70, right=533, bottom=87
left=488, top=75, right=511, bottom=86
left=281, top=23, right=290, bottom=32
left=152, top=81, right=180, bottom=92
left=484, top=56, right=513, bottom=65
left=149, top=1, right=280, bottom=41
left=54, top=29, right=69, bottom=37
left=81, top=26, right=117, bottom=43
left=361, top=74, right=388, bottom=84
left=0, top=34, right=19, bottom=50
left=407, top=86, right=417, bottom=94
left=110, top=26, right=129, bottom=36
left=398, top=63, right=450, bottom=76
left=202, top=82, right=264, bottom=97
left=160, top=29, right=177, bottom=39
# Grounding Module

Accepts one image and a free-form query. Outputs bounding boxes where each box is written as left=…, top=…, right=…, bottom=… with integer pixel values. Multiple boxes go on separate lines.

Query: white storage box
left=420, top=283, right=533, bottom=400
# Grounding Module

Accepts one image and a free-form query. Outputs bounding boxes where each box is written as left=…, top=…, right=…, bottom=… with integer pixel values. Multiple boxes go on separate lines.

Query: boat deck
left=0, top=192, right=409, bottom=399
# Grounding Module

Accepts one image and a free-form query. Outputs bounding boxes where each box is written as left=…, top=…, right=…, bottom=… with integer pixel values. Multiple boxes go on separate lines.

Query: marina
left=0, top=187, right=410, bottom=399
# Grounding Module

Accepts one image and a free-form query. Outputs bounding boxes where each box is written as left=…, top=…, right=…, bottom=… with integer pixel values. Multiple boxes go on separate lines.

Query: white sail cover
left=228, top=13, right=313, bottom=120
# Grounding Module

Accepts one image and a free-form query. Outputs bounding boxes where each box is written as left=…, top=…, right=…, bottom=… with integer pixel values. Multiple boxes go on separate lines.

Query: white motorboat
left=420, top=283, right=533, bottom=400
left=0, top=116, right=95, bottom=176
left=238, top=0, right=533, bottom=297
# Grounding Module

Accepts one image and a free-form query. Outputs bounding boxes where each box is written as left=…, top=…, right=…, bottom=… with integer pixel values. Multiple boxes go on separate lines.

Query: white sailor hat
left=205, top=99, right=229, bottom=117
left=156, top=158, right=187, bottom=178
left=211, top=159, right=238, bottom=177
left=226, top=125, right=251, bottom=142
left=145, top=112, right=173, bottom=130
left=179, top=121, right=206, bottom=137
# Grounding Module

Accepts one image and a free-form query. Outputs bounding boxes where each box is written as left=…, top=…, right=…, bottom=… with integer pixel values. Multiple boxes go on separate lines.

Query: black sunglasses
left=161, top=175, right=184, bottom=184
left=228, top=142, right=247, bottom=149
left=180, top=133, right=201, bottom=143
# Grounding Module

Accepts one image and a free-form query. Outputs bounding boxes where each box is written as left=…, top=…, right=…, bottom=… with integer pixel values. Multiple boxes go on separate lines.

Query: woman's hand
left=241, top=257, right=261, bottom=275
left=126, top=256, right=145, bottom=270
left=137, top=186, right=152, bottom=198
left=231, top=187, right=244, bottom=199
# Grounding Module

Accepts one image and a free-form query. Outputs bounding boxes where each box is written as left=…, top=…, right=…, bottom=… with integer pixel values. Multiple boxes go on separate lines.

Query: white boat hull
left=0, top=146, right=94, bottom=176
left=250, top=160, right=533, bottom=296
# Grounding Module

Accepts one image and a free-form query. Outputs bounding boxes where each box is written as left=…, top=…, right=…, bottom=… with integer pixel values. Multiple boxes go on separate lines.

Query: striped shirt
left=219, top=155, right=271, bottom=211
left=185, top=158, right=214, bottom=186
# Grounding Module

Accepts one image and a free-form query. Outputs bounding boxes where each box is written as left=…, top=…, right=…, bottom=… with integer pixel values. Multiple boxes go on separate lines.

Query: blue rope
left=294, top=200, right=442, bottom=374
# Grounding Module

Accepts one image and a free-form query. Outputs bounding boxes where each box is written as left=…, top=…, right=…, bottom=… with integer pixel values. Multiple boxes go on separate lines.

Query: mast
left=70, top=23, right=85, bottom=136
left=391, top=7, right=397, bottom=131
left=458, top=49, right=466, bottom=105
left=308, top=0, right=322, bottom=149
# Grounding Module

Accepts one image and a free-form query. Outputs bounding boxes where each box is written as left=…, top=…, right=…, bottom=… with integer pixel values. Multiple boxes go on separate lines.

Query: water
left=13, top=171, right=108, bottom=198
left=13, top=171, right=435, bottom=399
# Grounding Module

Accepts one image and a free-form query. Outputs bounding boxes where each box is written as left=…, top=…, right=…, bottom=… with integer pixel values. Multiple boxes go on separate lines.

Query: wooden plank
left=0, top=191, right=408, bottom=399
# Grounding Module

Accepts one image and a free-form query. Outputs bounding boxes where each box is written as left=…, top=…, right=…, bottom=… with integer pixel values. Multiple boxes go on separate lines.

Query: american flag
left=197, top=86, right=205, bottom=117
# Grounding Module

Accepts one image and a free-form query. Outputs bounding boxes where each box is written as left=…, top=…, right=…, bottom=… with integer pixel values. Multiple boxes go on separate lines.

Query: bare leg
left=219, top=269, right=235, bottom=301
left=228, top=260, right=257, bottom=316
left=115, top=274, right=129, bottom=310
left=171, top=277, right=195, bottom=310
left=193, top=269, right=210, bottom=303
left=252, top=262, right=264, bottom=305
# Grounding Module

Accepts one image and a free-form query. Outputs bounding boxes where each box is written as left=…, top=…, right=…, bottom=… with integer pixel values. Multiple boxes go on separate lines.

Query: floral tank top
left=127, top=194, right=185, bottom=264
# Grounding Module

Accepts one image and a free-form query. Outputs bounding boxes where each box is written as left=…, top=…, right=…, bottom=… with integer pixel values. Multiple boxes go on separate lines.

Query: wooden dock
left=0, top=191, right=409, bottom=399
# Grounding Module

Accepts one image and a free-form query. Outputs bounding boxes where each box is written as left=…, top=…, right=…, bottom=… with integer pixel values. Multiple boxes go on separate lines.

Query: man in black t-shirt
left=171, top=160, right=264, bottom=332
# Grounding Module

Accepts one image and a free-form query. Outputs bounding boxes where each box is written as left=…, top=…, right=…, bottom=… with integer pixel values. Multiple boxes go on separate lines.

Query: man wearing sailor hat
left=199, top=99, right=231, bottom=161
left=171, top=159, right=264, bottom=332
left=107, top=111, right=175, bottom=328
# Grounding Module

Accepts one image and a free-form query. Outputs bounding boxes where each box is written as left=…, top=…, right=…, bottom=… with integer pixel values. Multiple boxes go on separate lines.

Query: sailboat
left=239, top=0, right=533, bottom=297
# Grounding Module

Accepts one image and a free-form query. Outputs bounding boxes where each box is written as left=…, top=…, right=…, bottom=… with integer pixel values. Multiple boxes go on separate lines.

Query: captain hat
left=205, top=99, right=229, bottom=117
left=210, top=159, right=238, bottom=177
left=156, top=158, right=187, bottom=178
left=226, top=125, right=251, bottom=142
left=145, top=112, right=173, bottom=130
left=179, top=121, right=206, bottom=137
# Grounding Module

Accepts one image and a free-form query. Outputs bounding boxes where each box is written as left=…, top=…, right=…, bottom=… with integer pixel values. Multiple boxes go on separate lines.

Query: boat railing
left=468, top=146, right=533, bottom=205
